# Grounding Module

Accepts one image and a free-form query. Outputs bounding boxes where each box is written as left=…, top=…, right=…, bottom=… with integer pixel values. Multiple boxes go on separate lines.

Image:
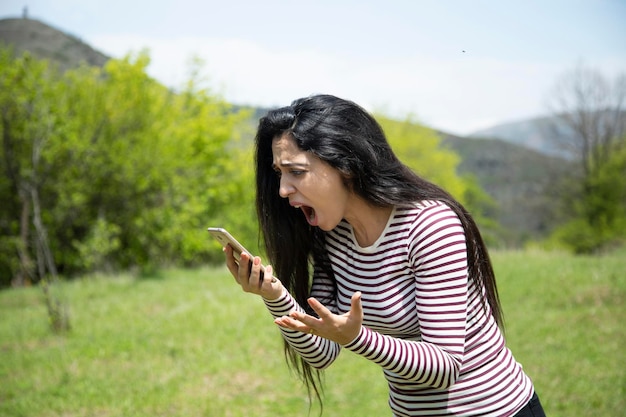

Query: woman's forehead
left=272, top=134, right=302, bottom=156
left=271, top=134, right=323, bottom=168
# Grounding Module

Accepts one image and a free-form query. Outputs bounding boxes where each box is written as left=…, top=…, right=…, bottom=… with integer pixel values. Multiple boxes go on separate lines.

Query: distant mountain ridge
left=0, top=16, right=570, bottom=247
left=440, top=132, right=571, bottom=245
left=0, top=17, right=109, bottom=72
left=468, top=116, right=570, bottom=158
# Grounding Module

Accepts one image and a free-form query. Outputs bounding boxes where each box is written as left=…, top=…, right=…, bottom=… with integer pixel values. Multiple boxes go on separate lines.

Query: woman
left=224, top=94, right=546, bottom=416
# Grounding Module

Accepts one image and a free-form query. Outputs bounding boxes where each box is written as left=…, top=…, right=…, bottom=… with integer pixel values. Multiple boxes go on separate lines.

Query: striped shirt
left=264, top=201, right=534, bottom=416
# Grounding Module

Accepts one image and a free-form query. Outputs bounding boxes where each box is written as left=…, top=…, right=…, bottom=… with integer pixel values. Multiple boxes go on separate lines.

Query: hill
left=441, top=132, right=571, bottom=245
left=468, top=116, right=571, bottom=159
left=0, top=17, right=109, bottom=72
left=0, top=16, right=569, bottom=247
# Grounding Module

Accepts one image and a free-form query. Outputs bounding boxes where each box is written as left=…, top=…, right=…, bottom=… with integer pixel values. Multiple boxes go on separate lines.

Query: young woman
left=224, top=94, right=546, bottom=416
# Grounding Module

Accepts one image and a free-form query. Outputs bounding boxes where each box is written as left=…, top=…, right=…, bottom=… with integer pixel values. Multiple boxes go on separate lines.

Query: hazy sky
left=1, top=0, right=625, bottom=135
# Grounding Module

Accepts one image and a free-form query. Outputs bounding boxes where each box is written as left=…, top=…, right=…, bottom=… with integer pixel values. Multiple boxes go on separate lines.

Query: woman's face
left=271, top=134, right=351, bottom=231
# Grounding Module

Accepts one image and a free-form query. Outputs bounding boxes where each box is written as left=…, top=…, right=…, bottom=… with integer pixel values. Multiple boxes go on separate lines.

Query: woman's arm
left=224, top=244, right=342, bottom=370
left=264, top=289, right=342, bottom=370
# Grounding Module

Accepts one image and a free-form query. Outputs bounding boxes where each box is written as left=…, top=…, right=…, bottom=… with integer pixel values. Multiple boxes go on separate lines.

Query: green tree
left=0, top=49, right=60, bottom=286
left=551, top=144, right=626, bottom=253
left=0, top=48, right=252, bottom=286
left=132, top=57, right=256, bottom=266
left=0, top=48, right=70, bottom=329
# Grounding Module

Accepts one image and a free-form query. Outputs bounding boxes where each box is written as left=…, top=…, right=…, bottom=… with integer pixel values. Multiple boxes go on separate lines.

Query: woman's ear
left=340, top=170, right=355, bottom=191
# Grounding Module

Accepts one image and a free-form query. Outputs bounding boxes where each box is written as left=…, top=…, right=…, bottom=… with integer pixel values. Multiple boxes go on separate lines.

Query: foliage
left=549, top=143, right=626, bottom=253
left=0, top=48, right=57, bottom=285
left=73, top=217, right=122, bottom=272
left=1, top=250, right=624, bottom=416
left=0, top=48, right=253, bottom=286
left=380, top=116, right=466, bottom=198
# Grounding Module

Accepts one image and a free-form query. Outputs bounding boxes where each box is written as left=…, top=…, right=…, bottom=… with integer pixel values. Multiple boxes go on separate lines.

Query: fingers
left=285, top=299, right=327, bottom=336
left=276, top=292, right=363, bottom=344
left=224, top=245, right=240, bottom=277
left=282, top=305, right=318, bottom=333
left=224, top=246, right=282, bottom=299
left=238, top=252, right=259, bottom=288
left=224, top=247, right=256, bottom=286
left=306, top=293, right=361, bottom=320
left=350, top=291, right=363, bottom=318
left=274, top=315, right=307, bottom=332
left=233, top=252, right=280, bottom=292
left=263, top=265, right=279, bottom=286
left=307, top=296, right=333, bottom=319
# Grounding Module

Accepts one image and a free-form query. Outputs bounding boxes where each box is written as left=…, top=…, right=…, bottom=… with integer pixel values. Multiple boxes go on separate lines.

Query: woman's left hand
left=274, top=291, right=363, bottom=345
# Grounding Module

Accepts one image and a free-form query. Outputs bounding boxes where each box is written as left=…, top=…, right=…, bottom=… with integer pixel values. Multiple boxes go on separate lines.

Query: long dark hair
left=254, top=94, right=503, bottom=405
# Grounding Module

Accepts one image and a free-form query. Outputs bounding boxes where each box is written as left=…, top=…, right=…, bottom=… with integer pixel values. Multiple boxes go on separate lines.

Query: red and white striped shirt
left=265, top=201, right=534, bottom=416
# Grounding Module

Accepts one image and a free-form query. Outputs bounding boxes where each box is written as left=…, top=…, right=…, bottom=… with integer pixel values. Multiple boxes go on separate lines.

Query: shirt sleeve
left=263, top=266, right=341, bottom=369
left=342, top=203, right=468, bottom=389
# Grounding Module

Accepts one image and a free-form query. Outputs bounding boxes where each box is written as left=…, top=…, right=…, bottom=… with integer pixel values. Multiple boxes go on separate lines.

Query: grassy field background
left=1, top=249, right=624, bottom=416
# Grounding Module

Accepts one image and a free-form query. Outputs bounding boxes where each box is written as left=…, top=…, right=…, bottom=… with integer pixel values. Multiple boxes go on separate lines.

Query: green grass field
left=1, top=250, right=624, bottom=417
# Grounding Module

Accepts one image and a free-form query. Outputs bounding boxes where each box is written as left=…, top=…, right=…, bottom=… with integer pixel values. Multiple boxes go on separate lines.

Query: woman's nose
left=278, top=176, right=295, bottom=198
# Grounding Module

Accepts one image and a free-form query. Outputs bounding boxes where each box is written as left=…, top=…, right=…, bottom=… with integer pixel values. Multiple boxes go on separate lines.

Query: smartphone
left=207, top=227, right=264, bottom=279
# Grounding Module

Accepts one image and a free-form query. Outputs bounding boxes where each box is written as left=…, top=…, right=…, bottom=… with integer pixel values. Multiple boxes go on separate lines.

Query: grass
left=0, top=249, right=624, bottom=417
left=492, top=249, right=626, bottom=416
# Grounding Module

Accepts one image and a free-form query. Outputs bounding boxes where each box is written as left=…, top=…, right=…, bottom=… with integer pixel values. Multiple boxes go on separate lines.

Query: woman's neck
left=344, top=197, right=393, bottom=247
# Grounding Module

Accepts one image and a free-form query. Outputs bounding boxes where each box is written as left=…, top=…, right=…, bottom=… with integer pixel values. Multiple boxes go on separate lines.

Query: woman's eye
left=273, top=168, right=305, bottom=178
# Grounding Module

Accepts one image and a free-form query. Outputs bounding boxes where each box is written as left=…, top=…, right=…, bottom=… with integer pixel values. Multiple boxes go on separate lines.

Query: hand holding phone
left=208, top=227, right=264, bottom=280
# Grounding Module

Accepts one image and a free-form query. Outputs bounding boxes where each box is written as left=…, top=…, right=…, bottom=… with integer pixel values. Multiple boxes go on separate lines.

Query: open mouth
left=298, top=205, right=318, bottom=226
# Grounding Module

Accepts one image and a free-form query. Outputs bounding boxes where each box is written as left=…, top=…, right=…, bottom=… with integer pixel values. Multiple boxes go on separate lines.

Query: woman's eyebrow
left=272, top=161, right=310, bottom=169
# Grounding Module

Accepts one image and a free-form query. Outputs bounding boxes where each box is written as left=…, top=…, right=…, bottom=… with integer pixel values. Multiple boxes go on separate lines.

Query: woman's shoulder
left=329, top=201, right=460, bottom=245
left=393, top=200, right=463, bottom=237
left=395, top=201, right=466, bottom=260
left=394, top=199, right=458, bottom=221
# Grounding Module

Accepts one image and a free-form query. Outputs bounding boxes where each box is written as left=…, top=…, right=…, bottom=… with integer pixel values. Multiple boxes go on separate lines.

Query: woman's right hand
left=224, top=245, right=283, bottom=300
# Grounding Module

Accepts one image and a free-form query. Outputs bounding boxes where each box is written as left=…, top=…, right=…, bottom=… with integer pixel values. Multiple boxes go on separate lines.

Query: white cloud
left=86, top=33, right=607, bottom=135
left=4, top=0, right=625, bottom=135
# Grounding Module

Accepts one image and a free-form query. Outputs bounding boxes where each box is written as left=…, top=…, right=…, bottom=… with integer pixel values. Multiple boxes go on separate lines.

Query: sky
left=1, top=0, right=625, bottom=135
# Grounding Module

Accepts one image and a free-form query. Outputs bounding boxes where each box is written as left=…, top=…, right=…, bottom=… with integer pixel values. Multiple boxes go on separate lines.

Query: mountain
left=0, top=17, right=109, bottom=72
left=440, top=132, right=572, bottom=246
left=468, top=116, right=571, bottom=159
left=0, top=16, right=569, bottom=247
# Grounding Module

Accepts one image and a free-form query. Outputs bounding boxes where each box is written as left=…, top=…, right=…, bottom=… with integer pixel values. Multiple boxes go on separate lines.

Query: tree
left=0, top=48, right=252, bottom=286
left=0, top=49, right=70, bottom=330
left=0, top=49, right=60, bottom=286
left=545, top=63, right=626, bottom=252
left=547, top=63, right=626, bottom=176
